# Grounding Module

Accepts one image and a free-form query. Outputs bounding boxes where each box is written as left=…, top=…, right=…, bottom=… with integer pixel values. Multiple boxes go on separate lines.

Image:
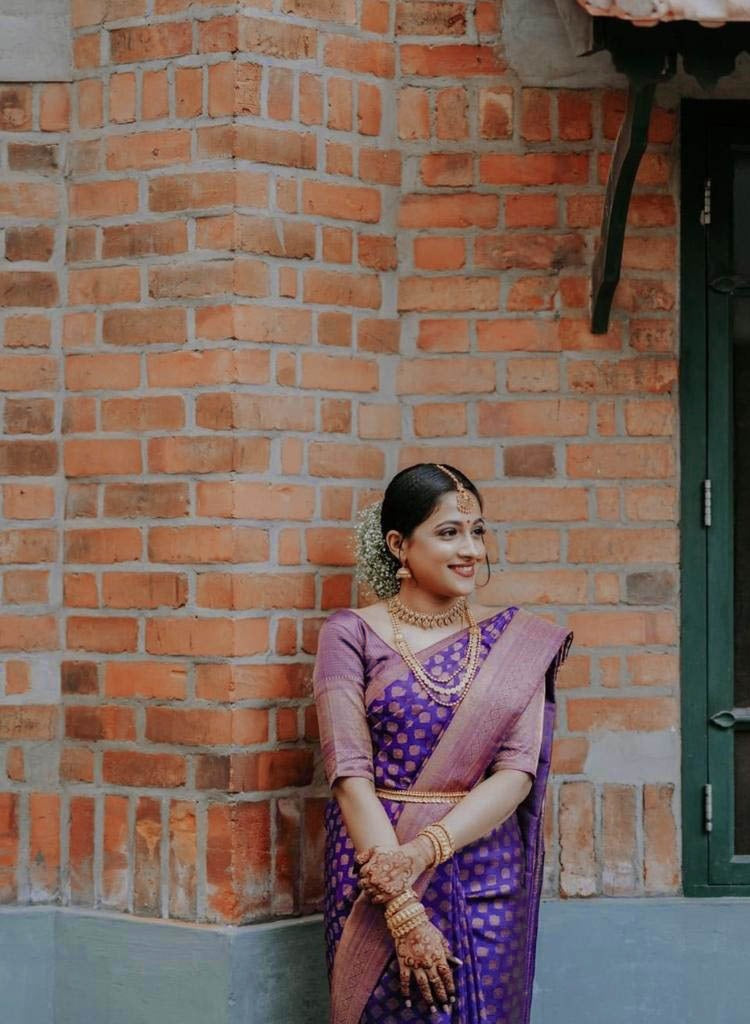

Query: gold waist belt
left=374, top=786, right=469, bottom=804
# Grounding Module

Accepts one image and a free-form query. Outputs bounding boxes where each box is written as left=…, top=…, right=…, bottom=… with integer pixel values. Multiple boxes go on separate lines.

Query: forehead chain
left=434, top=464, right=475, bottom=516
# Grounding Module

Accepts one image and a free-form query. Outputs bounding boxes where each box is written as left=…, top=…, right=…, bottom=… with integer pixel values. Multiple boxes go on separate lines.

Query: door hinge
left=703, top=478, right=712, bottom=527
left=703, top=783, right=713, bottom=833
left=700, top=178, right=711, bottom=226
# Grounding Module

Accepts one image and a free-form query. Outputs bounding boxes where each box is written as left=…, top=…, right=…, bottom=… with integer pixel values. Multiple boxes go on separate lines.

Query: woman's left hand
left=355, top=838, right=433, bottom=904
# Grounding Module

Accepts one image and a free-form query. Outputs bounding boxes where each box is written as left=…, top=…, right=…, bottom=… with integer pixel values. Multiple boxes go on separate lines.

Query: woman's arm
left=332, top=777, right=402, bottom=854
left=365, top=769, right=533, bottom=879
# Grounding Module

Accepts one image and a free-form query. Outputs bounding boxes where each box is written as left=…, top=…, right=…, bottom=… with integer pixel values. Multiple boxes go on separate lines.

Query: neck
left=394, top=585, right=469, bottom=616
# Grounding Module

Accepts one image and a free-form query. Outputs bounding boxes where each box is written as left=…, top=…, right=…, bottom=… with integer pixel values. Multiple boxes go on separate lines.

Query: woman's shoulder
left=321, top=604, right=377, bottom=638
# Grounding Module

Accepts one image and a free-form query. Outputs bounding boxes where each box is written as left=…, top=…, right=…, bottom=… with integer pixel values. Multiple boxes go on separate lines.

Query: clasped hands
left=355, top=838, right=460, bottom=1014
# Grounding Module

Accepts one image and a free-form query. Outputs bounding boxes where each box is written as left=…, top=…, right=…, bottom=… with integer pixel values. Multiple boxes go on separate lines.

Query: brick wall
left=0, top=0, right=680, bottom=924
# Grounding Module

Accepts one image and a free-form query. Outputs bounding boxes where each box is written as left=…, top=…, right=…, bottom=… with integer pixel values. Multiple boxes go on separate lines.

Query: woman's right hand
left=393, top=914, right=460, bottom=1013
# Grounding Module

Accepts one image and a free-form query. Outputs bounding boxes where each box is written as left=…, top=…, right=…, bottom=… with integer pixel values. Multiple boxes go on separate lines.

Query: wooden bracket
left=590, top=79, right=655, bottom=334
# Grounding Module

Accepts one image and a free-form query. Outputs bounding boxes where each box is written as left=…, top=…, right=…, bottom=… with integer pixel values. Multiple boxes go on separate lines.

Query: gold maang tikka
left=434, top=464, right=475, bottom=515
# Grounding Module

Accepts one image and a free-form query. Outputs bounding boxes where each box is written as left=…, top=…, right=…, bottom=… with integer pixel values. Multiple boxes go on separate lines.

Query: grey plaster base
left=1, top=898, right=747, bottom=1024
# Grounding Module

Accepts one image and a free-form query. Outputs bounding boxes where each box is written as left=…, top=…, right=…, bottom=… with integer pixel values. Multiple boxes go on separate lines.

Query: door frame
left=680, top=98, right=750, bottom=896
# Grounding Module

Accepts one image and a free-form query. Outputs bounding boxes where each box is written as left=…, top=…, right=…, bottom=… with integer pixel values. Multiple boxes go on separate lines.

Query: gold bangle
left=415, top=828, right=440, bottom=867
left=431, top=822, right=456, bottom=860
left=384, top=888, right=416, bottom=917
left=418, top=823, right=448, bottom=864
left=392, top=910, right=429, bottom=938
left=386, top=902, right=423, bottom=929
left=418, top=825, right=454, bottom=865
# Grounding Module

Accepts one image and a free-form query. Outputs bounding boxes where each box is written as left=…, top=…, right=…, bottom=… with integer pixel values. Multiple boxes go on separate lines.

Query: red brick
left=566, top=443, right=674, bottom=479
left=104, top=750, right=186, bottom=788
left=324, top=34, right=394, bottom=76
left=102, top=795, right=129, bottom=910
left=302, top=181, right=380, bottom=222
left=568, top=610, right=676, bottom=647
left=147, top=348, right=269, bottom=387
left=396, top=1, right=465, bottom=33
left=484, top=485, right=588, bottom=522
left=478, top=399, right=588, bottom=437
left=401, top=44, right=505, bottom=76
left=69, top=790, right=95, bottom=905
left=234, top=124, right=316, bottom=168
left=643, top=784, right=680, bottom=893
left=169, top=800, right=197, bottom=919
left=0, top=183, right=58, bottom=219
left=206, top=801, right=271, bottom=922
left=134, top=797, right=161, bottom=916
left=399, top=193, right=498, bottom=229
left=396, top=356, right=495, bottom=394
left=110, top=22, right=192, bottom=62
left=145, top=616, right=268, bottom=656
left=568, top=528, right=678, bottom=564
left=29, top=793, right=60, bottom=900
left=40, top=83, right=71, bottom=131
left=414, top=236, right=465, bottom=270
left=103, top=308, right=186, bottom=345
left=359, top=147, right=401, bottom=185
left=398, top=87, right=429, bottom=139
left=106, top=130, right=190, bottom=170
left=69, top=266, right=140, bottom=305
left=417, top=319, right=469, bottom=352
left=239, top=15, right=316, bottom=59
left=5, top=226, right=55, bottom=263
left=558, top=90, right=592, bottom=140
left=142, top=69, right=169, bottom=119
left=196, top=482, right=315, bottom=520
left=0, top=272, right=59, bottom=308
left=480, top=153, right=588, bottom=185
left=602, top=786, right=637, bottom=895
left=67, top=615, right=138, bottom=652
left=420, top=153, right=472, bottom=187
left=307, top=443, right=384, bottom=480
left=0, top=706, right=57, bottom=740
left=66, top=706, right=135, bottom=742
left=399, top=276, right=498, bottom=312
left=196, top=663, right=309, bottom=702
left=105, top=661, right=186, bottom=700
left=521, top=88, right=551, bottom=141
left=70, top=180, right=139, bottom=218
left=437, top=86, right=468, bottom=139
left=229, top=749, right=314, bottom=791
left=303, top=269, right=380, bottom=308
left=505, top=194, right=558, bottom=228
left=559, top=781, right=595, bottom=897
left=0, top=86, right=32, bottom=131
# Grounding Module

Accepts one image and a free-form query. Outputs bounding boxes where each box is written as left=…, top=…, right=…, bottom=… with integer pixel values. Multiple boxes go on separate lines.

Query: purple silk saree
left=313, top=606, right=573, bottom=1024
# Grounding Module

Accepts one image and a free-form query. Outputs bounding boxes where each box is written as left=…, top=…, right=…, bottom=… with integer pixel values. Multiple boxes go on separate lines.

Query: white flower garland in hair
left=352, top=500, right=400, bottom=599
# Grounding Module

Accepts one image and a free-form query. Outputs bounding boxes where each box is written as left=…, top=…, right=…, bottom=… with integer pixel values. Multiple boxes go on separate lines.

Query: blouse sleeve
left=312, top=612, right=374, bottom=790
left=487, top=679, right=545, bottom=781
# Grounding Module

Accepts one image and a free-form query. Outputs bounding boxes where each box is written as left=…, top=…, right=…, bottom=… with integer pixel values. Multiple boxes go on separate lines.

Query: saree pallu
left=313, top=606, right=573, bottom=1024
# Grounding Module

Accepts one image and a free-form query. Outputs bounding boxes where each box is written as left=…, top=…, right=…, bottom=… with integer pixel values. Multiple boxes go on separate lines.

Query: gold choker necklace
left=387, top=594, right=467, bottom=629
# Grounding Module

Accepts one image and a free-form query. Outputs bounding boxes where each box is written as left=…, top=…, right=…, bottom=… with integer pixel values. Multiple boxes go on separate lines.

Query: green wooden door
left=682, top=101, right=750, bottom=894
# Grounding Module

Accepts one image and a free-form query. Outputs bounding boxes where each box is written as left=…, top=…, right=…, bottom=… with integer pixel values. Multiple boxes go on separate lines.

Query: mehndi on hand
left=390, top=902, right=461, bottom=1013
left=354, top=845, right=415, bottom=903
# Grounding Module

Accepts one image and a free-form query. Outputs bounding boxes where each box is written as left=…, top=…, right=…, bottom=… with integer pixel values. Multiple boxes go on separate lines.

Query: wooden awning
left=560, top=1, right=750, bottom=332
left=576, top=1, right=750, bottom=27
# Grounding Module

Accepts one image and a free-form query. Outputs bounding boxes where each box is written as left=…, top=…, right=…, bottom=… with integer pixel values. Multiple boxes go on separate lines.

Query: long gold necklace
left=387, top=599, right=482, bottom=706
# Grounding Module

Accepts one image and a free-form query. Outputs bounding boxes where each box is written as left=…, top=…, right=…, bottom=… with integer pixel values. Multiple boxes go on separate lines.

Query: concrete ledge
left=0, top=898, right=747, bottom=1024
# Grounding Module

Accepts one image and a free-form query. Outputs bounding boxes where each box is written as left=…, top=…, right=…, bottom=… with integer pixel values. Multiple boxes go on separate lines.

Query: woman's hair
left=353, top=463, right=487, bottom=598
left=380, top=463, right=483, bottom=561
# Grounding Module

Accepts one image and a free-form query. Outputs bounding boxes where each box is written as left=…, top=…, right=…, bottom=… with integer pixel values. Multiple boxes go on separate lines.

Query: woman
left=313, top=463, right=572, bottom=1024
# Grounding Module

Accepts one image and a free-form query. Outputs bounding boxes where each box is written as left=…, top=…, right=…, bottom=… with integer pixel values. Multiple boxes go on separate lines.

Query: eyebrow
left=435, top=518, right=485, bottom=527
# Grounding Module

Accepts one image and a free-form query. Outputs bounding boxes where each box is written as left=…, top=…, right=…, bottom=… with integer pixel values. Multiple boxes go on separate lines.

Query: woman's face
left=385, top=490, right=486, bottom=599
